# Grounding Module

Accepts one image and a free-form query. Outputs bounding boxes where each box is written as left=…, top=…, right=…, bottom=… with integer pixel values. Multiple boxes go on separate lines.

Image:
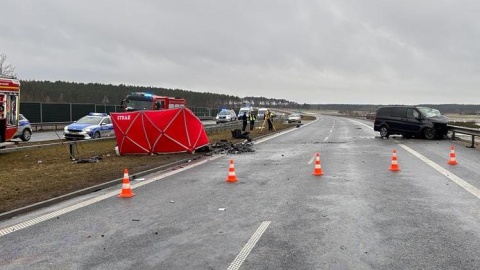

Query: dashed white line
left=227, top=221, right=271, bottom=270
left=254, top=118, right=319, bottom=145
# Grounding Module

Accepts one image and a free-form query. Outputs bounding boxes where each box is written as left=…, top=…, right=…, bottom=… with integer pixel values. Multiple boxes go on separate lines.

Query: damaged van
left=374, top=106, right=448, bottom=139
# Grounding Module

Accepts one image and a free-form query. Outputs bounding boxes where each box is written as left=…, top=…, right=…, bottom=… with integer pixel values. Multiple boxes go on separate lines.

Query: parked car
left=215, top=109, right=237, bottom=124
left=13, top=114, right=32, bottom=141
left=288, top=113, right=302, bottom=123
left=373, top=106, right=448, bottom=139
left=63, top=112, right=114, bottom=140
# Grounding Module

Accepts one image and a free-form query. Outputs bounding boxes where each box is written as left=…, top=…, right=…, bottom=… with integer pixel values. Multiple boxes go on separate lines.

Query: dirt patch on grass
left=0, top=122, right=295, bottom=214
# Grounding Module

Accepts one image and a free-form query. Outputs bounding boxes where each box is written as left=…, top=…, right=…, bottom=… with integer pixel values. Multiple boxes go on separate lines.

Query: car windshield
left=76, top=116, right=103, bottom=125
left=290, top=113, right=300, bottom=117
left=218, top=110, right=229, bottom=115
left=418, top=107, right=442, bottom=118
left=125, top=99, right=152, bottom=111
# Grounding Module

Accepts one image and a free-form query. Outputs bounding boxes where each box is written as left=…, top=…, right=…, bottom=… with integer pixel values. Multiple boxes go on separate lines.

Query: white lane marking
left=227, top=221, right=271, bottom=270
left=349, top=119, right=480, bottom=199
left=400, top=144, right=480, bottom=199
left=324, top=137, right=329, bottom=141
left=349, top=119, right=374, bottom=130
left=0, top=156, right=220, bottom=237
left=254, top=118, right=319, bottom=145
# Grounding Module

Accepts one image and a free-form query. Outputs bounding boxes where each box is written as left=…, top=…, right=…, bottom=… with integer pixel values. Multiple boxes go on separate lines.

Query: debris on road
left=73, top=156, right=102, bottom=163
left=211, top=140, right=255, bottom=154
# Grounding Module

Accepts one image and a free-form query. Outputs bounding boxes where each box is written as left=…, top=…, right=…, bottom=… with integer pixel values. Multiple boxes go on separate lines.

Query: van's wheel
left=93, top=132, right=101, bottom=139
left=423, top=127, right=436, bottom=140
left=21, top=129, right=32, bottom=141
left=379, top=126, right=390, bottom=138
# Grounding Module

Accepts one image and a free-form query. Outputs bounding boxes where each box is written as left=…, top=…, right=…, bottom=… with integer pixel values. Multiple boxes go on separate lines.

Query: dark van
left=373, top=106, right=448, bottom=139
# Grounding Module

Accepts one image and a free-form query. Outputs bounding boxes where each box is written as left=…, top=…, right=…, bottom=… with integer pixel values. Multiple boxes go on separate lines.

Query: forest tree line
left=18, top=80, right=480, bottom=114
left=19, top=80, right=300, bottom=109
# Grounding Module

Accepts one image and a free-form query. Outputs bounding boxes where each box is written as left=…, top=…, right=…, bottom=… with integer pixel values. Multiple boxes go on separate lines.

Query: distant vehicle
left=373, top=106, right=448, bottom=139
left=121, top=92, right=186, bottom=111
left=13, top=114, right=32, bottom=141
left=257, top=108, right=269, bottom=120
left=216, top=109, right=237, bottom=124
left=287, top=113, right=302, bottom=123
left=63, top=113, right=114, bottom=140
left=237, top=107, right=254, bottom=120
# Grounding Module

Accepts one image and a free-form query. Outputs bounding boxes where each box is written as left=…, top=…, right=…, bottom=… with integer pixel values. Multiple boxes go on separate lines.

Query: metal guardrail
left=31, top=122, right=69, bottom=132
left=0, top=117, right=287, bottom=153
left=0, top=120, right=261, bottom=154
left=0, top=136, right=114, bottom=156
left=30, top=116, right=214, bottom=132
left=448, top=125, right=480, bottom=148
left=204, top=121, right=242, bottom=134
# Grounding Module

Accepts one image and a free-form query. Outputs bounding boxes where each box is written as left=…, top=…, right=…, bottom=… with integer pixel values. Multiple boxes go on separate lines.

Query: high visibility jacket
left=249, top=114, right=256, bottom=121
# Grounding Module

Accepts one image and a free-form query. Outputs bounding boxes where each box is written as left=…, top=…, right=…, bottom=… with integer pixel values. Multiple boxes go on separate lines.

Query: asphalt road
left=1, top=115, right=479, bottom=269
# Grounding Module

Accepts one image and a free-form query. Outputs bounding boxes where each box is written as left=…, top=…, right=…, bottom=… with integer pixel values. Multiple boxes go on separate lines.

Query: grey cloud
left=2, top=0, right=480, bottom=104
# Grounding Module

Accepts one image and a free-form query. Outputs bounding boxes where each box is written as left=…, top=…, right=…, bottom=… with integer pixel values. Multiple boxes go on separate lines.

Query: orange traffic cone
left=118, top=168, right=135, bottom=198
left=225, top=159, right=238, bottom=183
left=447, top=146, right=458, bottom=165
left=312, top=153, right=324, bottom=176
left=389, top=149, right=400, bottom=171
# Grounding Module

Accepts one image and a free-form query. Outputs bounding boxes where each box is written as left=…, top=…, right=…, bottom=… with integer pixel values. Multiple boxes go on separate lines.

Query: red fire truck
left=120, top=92, right=186, bottom=111
left=0, top=75, right=20, bottom=146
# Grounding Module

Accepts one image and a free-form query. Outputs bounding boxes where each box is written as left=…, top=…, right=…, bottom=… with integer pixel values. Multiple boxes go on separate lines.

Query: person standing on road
left=266, top=110, right=273, bottom=131
left=249, top=112, right=256, bottom=130
left=242, top=112, right=248, bottom=131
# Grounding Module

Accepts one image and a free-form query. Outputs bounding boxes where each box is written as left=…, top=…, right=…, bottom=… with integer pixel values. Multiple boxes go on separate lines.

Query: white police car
left=13, top=114, right=32, bottom=141
left=63, top=113, right=114, bottom=140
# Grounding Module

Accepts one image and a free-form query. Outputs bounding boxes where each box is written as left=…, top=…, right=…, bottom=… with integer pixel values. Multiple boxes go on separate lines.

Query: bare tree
left=0, top=53, right=16, bottom=77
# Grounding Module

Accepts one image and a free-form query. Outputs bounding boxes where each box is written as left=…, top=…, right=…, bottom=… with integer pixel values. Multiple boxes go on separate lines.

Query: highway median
left=0, top=120, right=300, bottom=219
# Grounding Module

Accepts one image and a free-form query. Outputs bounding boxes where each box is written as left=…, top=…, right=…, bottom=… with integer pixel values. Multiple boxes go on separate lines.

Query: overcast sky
left=2, top=0, right=480, bottom=104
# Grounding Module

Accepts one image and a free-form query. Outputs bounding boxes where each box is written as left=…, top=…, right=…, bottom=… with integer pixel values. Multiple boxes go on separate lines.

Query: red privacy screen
left=111, top=108, right=209, bottom=155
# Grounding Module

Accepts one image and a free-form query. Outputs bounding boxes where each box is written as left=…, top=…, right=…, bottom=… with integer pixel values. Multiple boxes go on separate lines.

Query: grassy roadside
left=0, top=120, right=304, bottom=214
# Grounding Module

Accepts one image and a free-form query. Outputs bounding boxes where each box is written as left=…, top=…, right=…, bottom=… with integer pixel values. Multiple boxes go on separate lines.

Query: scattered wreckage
left=206, top=128, right=256, bottom=155
left=211, top=140, right=255, bottom=155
